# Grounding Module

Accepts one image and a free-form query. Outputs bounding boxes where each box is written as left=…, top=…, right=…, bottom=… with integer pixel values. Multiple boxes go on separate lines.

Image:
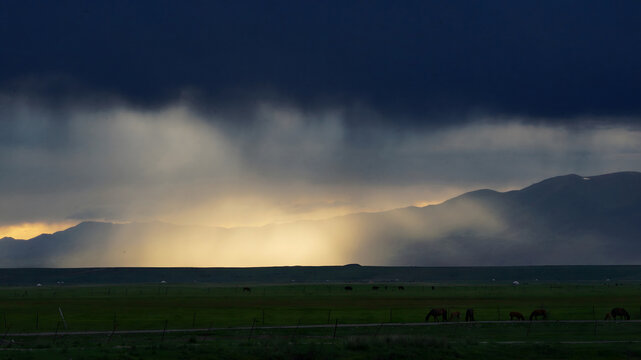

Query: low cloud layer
left=1, top=98, right=640, bottom=236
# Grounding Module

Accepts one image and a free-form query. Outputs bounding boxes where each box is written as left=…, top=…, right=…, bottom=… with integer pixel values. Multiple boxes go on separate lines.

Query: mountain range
left=1, top=172, right=640, bottom=267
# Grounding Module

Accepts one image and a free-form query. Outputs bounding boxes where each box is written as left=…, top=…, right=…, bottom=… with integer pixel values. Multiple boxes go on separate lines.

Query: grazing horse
left=372, top=286, right=380, bottom=290
left=465, top=308, right=475, bottom=322
left=398, top=286, right=405, bottom=290
left=344, top=286, right=353, bottom=291
left=449, top=311, right=461, bottom=321
left=509, top=311, right=525, bottom=321
left=529, top=309, right=547, bottom=320
left=610, top=308, right=630, bottom=320
left=425, top=308, right=447, bottom=322
left=604, top=313, right=613, bottom=320
left=242, top=287, right=251, bottom=292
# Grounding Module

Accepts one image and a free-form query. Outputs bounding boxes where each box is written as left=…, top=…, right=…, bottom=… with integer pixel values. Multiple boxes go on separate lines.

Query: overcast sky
left=1, top=1, right=640, bottom=238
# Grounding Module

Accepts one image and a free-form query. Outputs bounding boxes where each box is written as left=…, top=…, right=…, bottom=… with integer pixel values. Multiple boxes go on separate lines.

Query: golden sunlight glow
left=0, top=222, right=78, bottom=240
left=160, top=185, right=468, bottom=229
left=52, top=218, right=361, bottom=267
left=413, top=200, right=445, bottom=208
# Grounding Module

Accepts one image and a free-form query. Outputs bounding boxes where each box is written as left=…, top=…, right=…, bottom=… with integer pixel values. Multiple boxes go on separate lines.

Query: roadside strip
left=5, top=319, right=641, bottom=337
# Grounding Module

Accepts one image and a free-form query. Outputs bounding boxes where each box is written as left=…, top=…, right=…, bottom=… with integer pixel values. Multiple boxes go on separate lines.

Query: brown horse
left=465, top=308, right=475, bottom=322
left=604, top=313, right=613, bottom=320
left=529, top=309, right=547, bottom=320
left=610, top=308, right=630, bottom=320
left=509, top=311, right=525, bottom=320
left=425, top=308, right=447, bottom=322
left=449, top=311, right=461, bottom=321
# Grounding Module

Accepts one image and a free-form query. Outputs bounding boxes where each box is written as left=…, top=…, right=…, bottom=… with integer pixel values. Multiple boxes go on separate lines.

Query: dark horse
left=242, top=287, right=251, bottom=292
left=465, top=308, right=475, bottom=322
left=449, top=311, right=461, bottom=321
left=610, top=308, right=630, bottom=320
left=529, top=309, right=547, bottom=320
left=425, top=308, right=447, bottom=322
left=344, top=286, right=353, bottom=291
left=509, top=311, right=525, bottom=320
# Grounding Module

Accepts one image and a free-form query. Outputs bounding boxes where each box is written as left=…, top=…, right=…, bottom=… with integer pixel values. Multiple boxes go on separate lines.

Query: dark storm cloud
left=2, top=1, right=641, bottom=125
left=1, top=99, right=641, bottom=229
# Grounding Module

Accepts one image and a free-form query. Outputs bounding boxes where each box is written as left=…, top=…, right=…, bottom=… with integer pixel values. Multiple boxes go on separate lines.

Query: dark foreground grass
left=2, top=330, right=641, bottom=360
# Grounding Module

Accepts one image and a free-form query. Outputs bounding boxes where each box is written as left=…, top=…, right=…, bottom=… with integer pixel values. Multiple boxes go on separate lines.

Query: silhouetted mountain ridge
left=1, top=171, right=640, bottom=267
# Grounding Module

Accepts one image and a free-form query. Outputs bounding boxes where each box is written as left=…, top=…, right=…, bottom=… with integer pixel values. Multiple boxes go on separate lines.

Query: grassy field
left=1, top=283, right=641, bottom=359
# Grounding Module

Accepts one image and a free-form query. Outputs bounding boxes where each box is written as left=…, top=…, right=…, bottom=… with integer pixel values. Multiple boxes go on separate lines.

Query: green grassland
left=1, top=283, right=640, bottom=331
left=1, top=283, right=641, bottom=359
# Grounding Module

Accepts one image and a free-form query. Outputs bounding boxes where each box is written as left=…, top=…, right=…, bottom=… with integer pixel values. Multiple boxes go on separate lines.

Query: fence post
left=248, top=319, right=256, bottom=342
left=58, top=307, right=68, bottom=330
left=294, top=319, right=301, bottom=339
left=161, top=320, right=168, bottom=343
left=108, top=317, right=117, bottom=342
left=593, top=305, right=597, bottom=336
left=333, top=319, right=339, bottom=340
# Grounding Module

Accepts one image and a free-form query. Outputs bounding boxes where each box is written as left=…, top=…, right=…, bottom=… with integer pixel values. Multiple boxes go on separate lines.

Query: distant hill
left=378, top=172, right=641, bottom=265
left=1, top=172, right=640, bottom=267
left=1, top=265, right=641, bottom=286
